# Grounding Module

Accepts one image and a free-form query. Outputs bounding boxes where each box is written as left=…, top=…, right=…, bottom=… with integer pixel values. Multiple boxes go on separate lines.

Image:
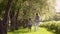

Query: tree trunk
left=0, top=19, right=3, bottom=34
left=10, top=11, right=15, bottom=31
left=2, top=0, right=13, bottom=34
left=15, top=8, right=19, bottom=30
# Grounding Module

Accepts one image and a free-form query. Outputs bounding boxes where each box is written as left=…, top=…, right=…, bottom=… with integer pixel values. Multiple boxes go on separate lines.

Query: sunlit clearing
left=55, top=0, right=60, bottom=12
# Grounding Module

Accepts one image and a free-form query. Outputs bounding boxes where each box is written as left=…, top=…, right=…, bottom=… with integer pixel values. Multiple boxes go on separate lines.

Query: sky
left=55, top=0, right=60, bottom=12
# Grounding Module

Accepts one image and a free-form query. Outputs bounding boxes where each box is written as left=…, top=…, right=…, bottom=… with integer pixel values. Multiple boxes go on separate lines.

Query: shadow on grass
left=19, top=31, right=28, bottom=33
left=46, top=28, right=57, bottom=34
left=8, top=28, right=29, bottom=34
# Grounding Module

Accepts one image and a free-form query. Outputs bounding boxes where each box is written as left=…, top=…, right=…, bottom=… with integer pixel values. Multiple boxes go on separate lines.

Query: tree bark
left=10, top=11, right=15, bottom=31
left=15, top=8, right=19, bottom=30
left=0, top=19, right=3, bottom=34
left=2, top=0, right=13, bottom=34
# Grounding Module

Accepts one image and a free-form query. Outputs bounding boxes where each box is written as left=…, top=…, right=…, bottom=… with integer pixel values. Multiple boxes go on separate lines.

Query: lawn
left=8, top=26, right=54, bottom=34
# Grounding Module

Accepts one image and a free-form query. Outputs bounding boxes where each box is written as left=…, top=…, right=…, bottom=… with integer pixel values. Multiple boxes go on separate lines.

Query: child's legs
left=30, top=25, right=32, bottom=31
left=28, top=25, right=32, bottom=32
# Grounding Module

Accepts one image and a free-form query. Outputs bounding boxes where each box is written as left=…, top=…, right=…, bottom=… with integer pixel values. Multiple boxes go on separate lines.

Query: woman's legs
left=34, top=23, right=38, bottom=32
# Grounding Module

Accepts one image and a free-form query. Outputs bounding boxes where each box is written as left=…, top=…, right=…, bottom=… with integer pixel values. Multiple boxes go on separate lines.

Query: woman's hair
left=36, top=13, right=38, bottom=15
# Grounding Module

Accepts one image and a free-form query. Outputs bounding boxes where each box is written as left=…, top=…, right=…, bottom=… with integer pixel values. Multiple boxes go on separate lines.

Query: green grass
left=8, top=26, right=54, bottom=34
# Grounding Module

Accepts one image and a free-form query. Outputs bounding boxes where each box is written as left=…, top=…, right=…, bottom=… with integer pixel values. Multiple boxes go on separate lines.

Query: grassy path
left=8, top=27, right=54, bottom=34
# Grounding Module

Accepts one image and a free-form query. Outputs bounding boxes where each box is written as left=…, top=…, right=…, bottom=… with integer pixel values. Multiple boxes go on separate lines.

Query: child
left=28, top=18, right=32, bottom=32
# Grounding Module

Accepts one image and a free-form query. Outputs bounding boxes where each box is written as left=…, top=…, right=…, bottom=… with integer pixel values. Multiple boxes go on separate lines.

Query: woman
left=34, top=13, right=40, bottom=32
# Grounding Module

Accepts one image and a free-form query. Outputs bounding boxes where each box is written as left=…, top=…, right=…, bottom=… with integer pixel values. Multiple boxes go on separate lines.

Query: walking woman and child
left=27, top=13, right=40, bottom=32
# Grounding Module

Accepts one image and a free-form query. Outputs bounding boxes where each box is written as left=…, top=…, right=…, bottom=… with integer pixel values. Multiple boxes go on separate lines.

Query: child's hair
left=29, top=18, right=31, bottom=20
